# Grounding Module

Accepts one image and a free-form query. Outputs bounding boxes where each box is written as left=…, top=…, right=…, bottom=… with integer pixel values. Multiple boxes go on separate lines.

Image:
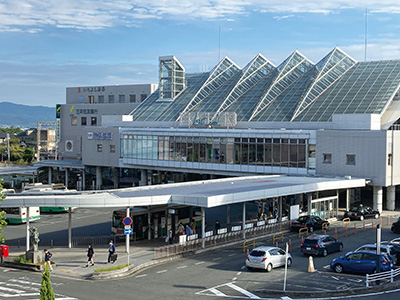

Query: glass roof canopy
left=131, top=48, right=400, bottom=124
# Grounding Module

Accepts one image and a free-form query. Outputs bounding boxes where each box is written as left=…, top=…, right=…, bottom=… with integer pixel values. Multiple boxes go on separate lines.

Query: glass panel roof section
left=249, top=51, right=314, bottom=121
left=214, top=54, right=276, bottom=118
left=294, top=60, right=400, bottom=122
left=156, top=73, right=209, bottom=122
left=291, top=47, right=357, bottom=120
left=130, top=90, right=160, bottom=121
left=177, top=57, right=240, bottom=120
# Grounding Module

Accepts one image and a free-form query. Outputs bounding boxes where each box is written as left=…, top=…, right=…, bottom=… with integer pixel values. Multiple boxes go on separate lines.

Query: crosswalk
left=0, top=278, right=77, bottom=299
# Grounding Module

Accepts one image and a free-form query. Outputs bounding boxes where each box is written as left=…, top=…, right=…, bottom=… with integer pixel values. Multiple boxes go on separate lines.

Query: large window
left=71, top=117, right=77, bottom=126
left=91, top=117, right=97, bottom=126
left=108, top=95, right=115, bottom=103
left=323, top=153, right=332, bottom=164
left=119, top=95, right=125, bottom=103
left=346, top=154, right=356, bottom=165
left=130, top=94, right=136, bottom=103
left=98, top=95, right=104, bottom=103
left=81, top=117, right=87, bottom=126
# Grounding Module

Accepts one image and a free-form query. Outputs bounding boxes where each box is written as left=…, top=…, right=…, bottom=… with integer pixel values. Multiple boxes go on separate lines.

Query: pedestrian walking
left=190, top=219, right=196, bottom=234
left=168, top=229, right=174, bottom=244
left=215, top=220, right=221, bottom=234
left=44, top=249, right=53, bottom=271
left=185, top=224, right=193, bottom=237
left=86, top=244, right=94, bottom=267
left=107, top=240, right=116, bottom=263
left=177, top=222, right=185, bottom=236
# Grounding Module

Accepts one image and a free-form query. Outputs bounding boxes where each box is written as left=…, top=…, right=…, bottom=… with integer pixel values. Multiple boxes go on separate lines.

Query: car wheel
left=339, top=244, right=343, bottom=252
left=322, top=249, right=328, bottom=257
left=266, top=263, right=273, bottom=272
left=360, top=215, right=364, bottom=221
left=334, top=264, right=343, bottom=273
left=247, top=266, right=253, bottom=271
left=374, top=214, right=379, bottom=219
left=287, top=258, right=292, bottom=267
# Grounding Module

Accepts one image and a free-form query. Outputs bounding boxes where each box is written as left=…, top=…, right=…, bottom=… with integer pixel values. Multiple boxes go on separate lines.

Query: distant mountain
left=0, top=102, right=55, bottom=128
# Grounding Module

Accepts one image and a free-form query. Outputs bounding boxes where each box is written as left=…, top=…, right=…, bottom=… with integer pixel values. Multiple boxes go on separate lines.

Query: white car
left=246, top=246, right=292, bottom=272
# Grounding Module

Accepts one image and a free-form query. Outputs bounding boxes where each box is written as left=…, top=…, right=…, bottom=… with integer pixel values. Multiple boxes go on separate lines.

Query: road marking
left=232, top=277, right=237, bottom=281
left=177, top=265, right=187, bottom=269
left=208, top=288, right=227, bottom=296
left=241, top=265, right=246, bottom=269
left=226, top=283, right=261, bottom=299
left=135, top=274, right=147, bottom=278
left=213, top=257, right=222, bottom=261
left=237, top=272, right=242, bottom=276
left=324, top=265, right=330, bottom=269
left=157, top=270, right=168, bottom=274
left=228, top=253, right=236, bottom=257
left=331, top=276, right=339, bottom=281
left=195, top=261, right=205, bottom=265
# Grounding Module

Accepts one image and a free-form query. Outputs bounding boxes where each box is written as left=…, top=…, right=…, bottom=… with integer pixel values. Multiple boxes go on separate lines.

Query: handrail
left=272, top=232, right=283, bottom=245
left=366, top=268, right=400, bottom=287
left=243, top=239, right=255, bottom=252
left=342, top=218, right=350, bottom=226
left=299, top=227, right=308, bottom=238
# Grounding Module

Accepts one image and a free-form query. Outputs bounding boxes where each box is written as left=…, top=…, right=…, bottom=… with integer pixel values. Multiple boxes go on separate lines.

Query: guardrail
left=366, top=268, right=400, bottom=287
left=72, top=235, right=116, bottom=247
left=298, top=227, right=308, bottom=238
left=342, top=217, right=350, bottom=226
left=243, top=239, right=255, bottom=252
left=273, top=233, right=283, bottom=245
left=154, top=220, right=290, bottom=259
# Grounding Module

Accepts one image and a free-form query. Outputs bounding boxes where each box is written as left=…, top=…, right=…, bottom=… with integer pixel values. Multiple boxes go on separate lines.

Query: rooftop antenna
left=218, top=26, right=221, bottom=62
left=364, top=7, right=368, bottom=62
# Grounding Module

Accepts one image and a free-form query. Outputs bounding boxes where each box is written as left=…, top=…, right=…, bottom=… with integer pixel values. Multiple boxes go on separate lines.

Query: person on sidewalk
left=44, top=249, right=53, bottom=271
left=107, top=241, right=116, bottom=263
left=86, top=244, right=94, bottom=267
left=190, top=219, right=196, bottom=234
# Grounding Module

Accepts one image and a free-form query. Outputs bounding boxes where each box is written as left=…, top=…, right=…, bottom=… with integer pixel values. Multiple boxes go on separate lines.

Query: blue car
left=330, top=251, right=394, bottom=274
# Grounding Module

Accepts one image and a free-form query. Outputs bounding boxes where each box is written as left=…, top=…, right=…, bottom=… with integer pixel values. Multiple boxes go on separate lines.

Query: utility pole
left=6, top=133, right=10, bottom=165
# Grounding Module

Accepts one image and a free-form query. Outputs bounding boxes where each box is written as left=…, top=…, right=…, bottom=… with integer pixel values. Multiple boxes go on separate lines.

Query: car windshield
left=298, top=216, right=309, bottom=222
left=303, top=239, right=318, bottom=245
left=349, top=207, right=360, bottom=212
left=250, top=250, right=266, bottom=257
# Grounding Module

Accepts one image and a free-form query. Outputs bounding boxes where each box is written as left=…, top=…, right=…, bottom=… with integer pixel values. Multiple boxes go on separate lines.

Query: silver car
left=353, top=243, right=397, bottom=265
left=246, top=246, right=292, bottom=272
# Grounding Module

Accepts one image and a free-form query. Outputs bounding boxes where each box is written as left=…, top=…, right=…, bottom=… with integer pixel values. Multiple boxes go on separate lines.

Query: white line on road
left=241, top=265, right=245, bottom=269
left=237, top=271, right=242, bottom=276
left=226, top=283, right=261, bottom=299
left=331, top=276, right=339, bottom=281
left=177, top=265, right=187, bottom=269
left=157, top=270, right=168, bottom=274
left=232, top=277, right=237, bottom=281
left=208, top=288, right=227, bottom=297
left=228, top=253, right=236, bottom=257
left=135, top=274, right=147, bottom=278
left=213, top=257, right=222, bottom=261
left=195, top=261, right=205, bottom=265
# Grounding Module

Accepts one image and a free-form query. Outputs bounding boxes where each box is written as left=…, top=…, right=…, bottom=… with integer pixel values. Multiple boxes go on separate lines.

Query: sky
left=1, top=0, right=400, bottom=108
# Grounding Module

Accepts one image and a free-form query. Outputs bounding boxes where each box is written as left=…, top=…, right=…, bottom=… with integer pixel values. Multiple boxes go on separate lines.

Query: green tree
left=40, top=265, right=55, bottom=300
left=0, top=180, right=7, bottom=243
left=0, top=126, right=23, bottom=135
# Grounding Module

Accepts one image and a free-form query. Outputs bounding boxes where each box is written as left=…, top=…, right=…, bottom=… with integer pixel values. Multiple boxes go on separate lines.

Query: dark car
left=330, top=251, right=394, bottom=274
left=344, top=205, right=379, bottom=221
left=391, top=216, right=400, bottom=234
left=382, top=241, right=400, bottom=265
left=301, top=234, right=343, bottom=257
left=291, top=215, right=328, bottom=232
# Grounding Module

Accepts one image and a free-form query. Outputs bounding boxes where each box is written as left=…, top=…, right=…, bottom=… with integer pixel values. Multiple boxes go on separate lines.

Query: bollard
left=276, top=242, right=278, bottom=247
left=335, top=228, right=337, bottom=240
left=247, top=248, right=249, bottom=257
left=308, top=256, right=315, bottom=272
left=354, top=223, right=357, bottom=235
left=51, top=240, right=54, bottom=248
left=380, top=217, right=382, bottom=227
left=363, top=220, right=366, bottom=232
left=301, top=235, right=304, bottom=244
left=344, top=227, right=348, bottom=237
left=289, top=239, right=292, bottom=253
left=372, top=220, right=374, bottom=230
left=387, top=215, right=390, bottom=226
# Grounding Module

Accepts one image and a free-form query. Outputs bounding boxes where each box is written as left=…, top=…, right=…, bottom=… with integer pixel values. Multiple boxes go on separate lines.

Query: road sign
left=124, top=225, right=131, bottom=230
left=124, top=228, right=133, bottom=235
left=123, top=217, right=133, bottom=226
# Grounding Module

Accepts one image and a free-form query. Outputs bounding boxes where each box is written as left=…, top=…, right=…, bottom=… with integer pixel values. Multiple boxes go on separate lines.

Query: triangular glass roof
left=212, top=54, right=276, bottom=119
left=177, top=57, right=240, bottom=120
left=249, top=51, right=314, bottom=121
left=290, top=47, right=357, bottom=120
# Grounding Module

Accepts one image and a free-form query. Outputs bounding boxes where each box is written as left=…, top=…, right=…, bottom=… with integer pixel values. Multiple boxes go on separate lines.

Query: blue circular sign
left=123, top=217, right=133, bottom=226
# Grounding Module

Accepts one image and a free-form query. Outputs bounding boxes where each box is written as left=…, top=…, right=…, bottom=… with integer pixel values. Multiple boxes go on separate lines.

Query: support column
left=346, top=189, right=351, bottom=211
left=68, top=207, right=72, bottom=248
left=227, top=205, right=230, bottom=224
left=65, top=168, right=69, bottom=188
left=147, top=208, right=151, bottom=240
left=242, top=202, right=246, bottom=240
left=373, top=186, right=383, bottom=213
left=82, top=170, right=86, bottom=190
left=201, top=207, right=205, bottom=249
left=26, top=208, right=30, bottom=252
left=140, top=169, right=147, bottom=186
left=279, top=197, right=282, bottom=230
left=96, top=166, right=102, bottom=190
left=113, top=167, right=119, bottom=189
left=48, top=167, right=52, bottom=184
left=387, top=186, right=396, bottom=211
left=307, top=193, right=313, bottom=215
left=126, top=207, right=130, bottom=253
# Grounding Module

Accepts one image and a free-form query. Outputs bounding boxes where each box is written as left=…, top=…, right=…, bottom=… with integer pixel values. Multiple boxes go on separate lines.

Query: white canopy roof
left=1, top=175, right=366, bottom=209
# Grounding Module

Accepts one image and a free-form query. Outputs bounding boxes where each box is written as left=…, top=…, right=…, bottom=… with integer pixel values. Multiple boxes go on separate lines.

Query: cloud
left=1, top=1, right=400, bottom=32
left=273, top=15, right=295, bottom=21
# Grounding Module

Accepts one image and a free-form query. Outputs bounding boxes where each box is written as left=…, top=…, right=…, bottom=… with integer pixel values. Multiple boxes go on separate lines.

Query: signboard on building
left=179, top=112, right=237, bottom=128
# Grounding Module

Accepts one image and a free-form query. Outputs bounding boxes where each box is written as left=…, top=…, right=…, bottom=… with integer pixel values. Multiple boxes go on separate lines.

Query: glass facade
left=121, top=134, right=306, bottom=167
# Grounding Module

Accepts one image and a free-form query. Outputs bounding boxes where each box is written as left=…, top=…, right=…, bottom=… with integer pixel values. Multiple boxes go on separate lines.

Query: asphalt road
left=2, top=210, right=400, bottom=299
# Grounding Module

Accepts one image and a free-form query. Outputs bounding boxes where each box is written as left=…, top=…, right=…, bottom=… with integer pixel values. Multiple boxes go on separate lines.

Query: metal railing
left=72, top=235, right=116, bottom=247
left=154, top=220, right=289, bottom=260
left=366, top=268, right=400, bottom=287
